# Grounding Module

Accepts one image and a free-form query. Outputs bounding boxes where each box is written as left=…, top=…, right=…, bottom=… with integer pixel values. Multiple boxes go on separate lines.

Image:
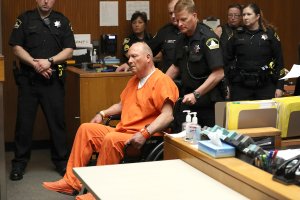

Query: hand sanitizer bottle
left=189, top=112, right=201, bottom=144
left=182, top=110, right=191, bottom=131
left=92, top=49, right=98, bottom=63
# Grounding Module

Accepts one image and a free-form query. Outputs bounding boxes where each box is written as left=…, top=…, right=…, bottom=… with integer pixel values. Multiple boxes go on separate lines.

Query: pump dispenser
left=92, top=49, right=98, bottom=63
left=187, top=112, right=201, bottom=144
left=191, top=112, right=198, bottom=124
left=182, top=110, right=191, bottom=131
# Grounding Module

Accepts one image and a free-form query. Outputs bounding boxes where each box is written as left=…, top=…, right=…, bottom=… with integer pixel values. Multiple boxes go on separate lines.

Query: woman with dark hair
left=121, top=11, right=152, bottom=62
left=226, top=3, right=285, bottom=101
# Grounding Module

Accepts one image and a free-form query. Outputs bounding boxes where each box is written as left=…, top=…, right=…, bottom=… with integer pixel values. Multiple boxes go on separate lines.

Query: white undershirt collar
left=138, top=69, right=156, bottom=89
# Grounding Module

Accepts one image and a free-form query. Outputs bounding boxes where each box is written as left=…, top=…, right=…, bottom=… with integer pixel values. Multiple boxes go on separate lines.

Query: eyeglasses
left=228, top=14, right=241, bottom=18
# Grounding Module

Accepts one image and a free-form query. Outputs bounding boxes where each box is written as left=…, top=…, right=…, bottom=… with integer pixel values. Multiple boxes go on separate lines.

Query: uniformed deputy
left=213, top=4, right=243, bottom=101
left=166, top=0, right=224, bottom=131
left=9, top=0, right=76, bottom=181
left=121, top=11, right=152, bottom=63
left=149, top=0, right=181, bottom=73
left=214, top=4, right=242, bottom=68
left=226, top=3, right=285, bottom=101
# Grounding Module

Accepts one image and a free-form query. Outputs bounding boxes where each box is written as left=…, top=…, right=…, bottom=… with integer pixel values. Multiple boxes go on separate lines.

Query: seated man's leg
left=43, top=123, right=114, bottom=194
left=97, top=131, right=133, bottom=165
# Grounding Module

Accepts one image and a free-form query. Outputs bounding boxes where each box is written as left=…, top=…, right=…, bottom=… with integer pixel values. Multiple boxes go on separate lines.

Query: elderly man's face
left=127, top=43, right=150, bottom=77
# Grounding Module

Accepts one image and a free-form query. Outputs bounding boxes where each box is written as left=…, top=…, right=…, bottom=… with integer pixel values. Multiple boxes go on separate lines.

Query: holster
left=219, top=77, right=230, bottom=101
left=240, top=70, right=268, bottom=88
left=13, top=61, right=22, bottom=85
left=53, top=63, right=66, bottom=85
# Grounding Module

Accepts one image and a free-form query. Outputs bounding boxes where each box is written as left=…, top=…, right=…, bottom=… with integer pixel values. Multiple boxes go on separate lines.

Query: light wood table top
left=164, top=135, right=300, bottom=200
left=74, top=159, right=248, bottom=200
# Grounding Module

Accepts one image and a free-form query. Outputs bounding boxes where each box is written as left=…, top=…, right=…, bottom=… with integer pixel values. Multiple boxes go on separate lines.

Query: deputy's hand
left=32, top=60, right=42, bottom=73
left=33, top=58, right=51, bottom=72
left=126, top=132, right=146, bottom=149
left=275, top=89, right=283, bottom=98
left=40, top=68, right=52, bottom=79
left=90, top=113, right=104, bottom=123
left=116, top=63, right=130, bottom=72
left=182, top=93, right=196, bottom=105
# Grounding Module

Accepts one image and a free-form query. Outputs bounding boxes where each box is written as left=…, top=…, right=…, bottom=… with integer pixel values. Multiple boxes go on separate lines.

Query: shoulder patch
left=274, top=32, right=280, bottom=41
left=14, top=19, right=22, bottom=29
left=123, top=38, right=130, bottom=45
left=124, top=44, right=130, bottom=52
left=206, top=38, right=220, bottom=50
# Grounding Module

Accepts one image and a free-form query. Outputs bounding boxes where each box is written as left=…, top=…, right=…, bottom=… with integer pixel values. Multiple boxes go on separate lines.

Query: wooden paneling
left=0, top=61, right=6, bottom=199
left=0, top=55, right=4, bottom=81
left=2, top=0, right=300, bottom=142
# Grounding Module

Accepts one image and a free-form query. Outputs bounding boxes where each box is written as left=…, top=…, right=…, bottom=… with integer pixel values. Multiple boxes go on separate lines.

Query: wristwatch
left=193, top=91, right=201, bottom=99
left=48, top=57, right=54, bottom=65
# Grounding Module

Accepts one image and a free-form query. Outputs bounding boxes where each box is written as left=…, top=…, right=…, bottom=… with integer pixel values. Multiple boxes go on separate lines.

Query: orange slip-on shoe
left=42, top=178, right=79, bottom=196
left=76, top=192, right=96, bottom=200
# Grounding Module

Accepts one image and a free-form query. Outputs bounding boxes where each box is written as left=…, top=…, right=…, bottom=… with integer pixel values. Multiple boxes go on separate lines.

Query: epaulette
left=123, top=38, right=130, bottom=45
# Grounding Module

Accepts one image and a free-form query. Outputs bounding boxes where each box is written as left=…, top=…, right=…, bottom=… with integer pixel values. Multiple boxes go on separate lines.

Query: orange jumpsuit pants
left=63, top=123, right=133, bottom=191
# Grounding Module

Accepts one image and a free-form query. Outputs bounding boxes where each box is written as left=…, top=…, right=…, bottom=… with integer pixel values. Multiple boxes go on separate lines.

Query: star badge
left=194, top=44, right=200, bottom=53
left=261, top=34, right=268, bottom=40
left=54, top=21, right=61, bottom=28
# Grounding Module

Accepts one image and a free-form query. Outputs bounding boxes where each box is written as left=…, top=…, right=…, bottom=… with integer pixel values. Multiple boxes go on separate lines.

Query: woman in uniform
left=226, top=3, right=285, bottom=101
left=121, top=11, right=152, bottom=63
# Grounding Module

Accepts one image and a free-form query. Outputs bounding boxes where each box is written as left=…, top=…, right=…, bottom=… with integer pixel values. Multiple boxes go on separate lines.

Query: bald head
left=130, top=42, right=153, bottom=58
left=127, top=42, right=155, bottom=78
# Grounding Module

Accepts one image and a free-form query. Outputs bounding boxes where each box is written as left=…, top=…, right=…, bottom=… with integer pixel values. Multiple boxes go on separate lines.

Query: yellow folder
left=272, top=96, right=300, bottom=138
left=226, top=100, right=277, bottom=130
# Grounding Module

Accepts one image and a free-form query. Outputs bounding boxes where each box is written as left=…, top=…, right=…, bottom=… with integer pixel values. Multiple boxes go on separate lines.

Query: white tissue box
left=198, top=140, right=235, bottom=158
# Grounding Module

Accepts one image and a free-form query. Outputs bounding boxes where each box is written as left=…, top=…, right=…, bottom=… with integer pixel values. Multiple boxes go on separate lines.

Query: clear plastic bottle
left=189, top=112, right=201, bottom=144
left=92, top=49, right=98, bottom=63
left=182, top=110, right=191, bottom=131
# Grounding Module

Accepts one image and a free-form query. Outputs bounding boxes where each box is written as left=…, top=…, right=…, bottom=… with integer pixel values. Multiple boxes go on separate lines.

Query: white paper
left=126, top=1, right=150, bottom=20
left=166, top=130, right=186, bottom=138
left=100, top=1, right=118, bottom=26
left=277, top=149, right=300, bottom=160
left=280, top=64, right=300, bottom=79
left=203, top=19, right=220, bottom=29
left=73, top=49, right=88, bottom=56
left=74, top=34, right=91, bottom=47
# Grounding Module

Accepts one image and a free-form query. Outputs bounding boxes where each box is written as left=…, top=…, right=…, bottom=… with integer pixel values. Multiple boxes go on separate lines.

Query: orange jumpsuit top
left=115, top=69, right=179, bottom=133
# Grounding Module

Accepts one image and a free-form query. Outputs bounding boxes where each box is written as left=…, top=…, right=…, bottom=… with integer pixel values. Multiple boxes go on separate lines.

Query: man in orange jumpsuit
left=43, top=42, right=179, bottom=200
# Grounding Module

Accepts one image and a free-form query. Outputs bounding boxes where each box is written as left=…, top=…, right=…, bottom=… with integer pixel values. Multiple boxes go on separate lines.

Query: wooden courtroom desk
left=164, top=135, right=300, bottom=200
left=65, top=66, right=132, bottom=144
left=73, top=159, right=248, bottom=200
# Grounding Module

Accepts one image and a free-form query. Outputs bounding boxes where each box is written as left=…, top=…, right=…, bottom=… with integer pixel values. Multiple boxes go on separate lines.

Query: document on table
left=166, top=130, right=186, bottom=138
left=277, top=149, right=300, bottom=160
left=280, top=64, right=300, bottom=79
